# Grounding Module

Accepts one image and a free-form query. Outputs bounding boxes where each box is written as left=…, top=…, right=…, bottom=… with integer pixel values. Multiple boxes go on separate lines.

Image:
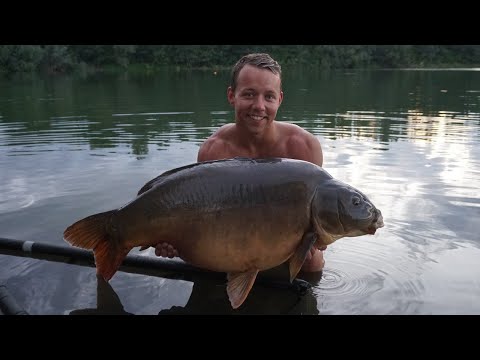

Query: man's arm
left=287, top=130, right=324, bottom=167
left=197, top=134, right=230, bottom=162
left=306, top=133, right=323, bottom=167
left=197, top=137, right=215, bottom=162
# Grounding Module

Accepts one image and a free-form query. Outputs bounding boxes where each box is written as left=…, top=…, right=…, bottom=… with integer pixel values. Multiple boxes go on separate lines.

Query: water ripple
left=317, top=267, right=375, bottom=297
left=314, top=237, right=427, bottom=314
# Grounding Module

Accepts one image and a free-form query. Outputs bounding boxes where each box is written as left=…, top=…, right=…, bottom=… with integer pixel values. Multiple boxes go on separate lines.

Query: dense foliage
left=1, top=45, right=479, bottom=74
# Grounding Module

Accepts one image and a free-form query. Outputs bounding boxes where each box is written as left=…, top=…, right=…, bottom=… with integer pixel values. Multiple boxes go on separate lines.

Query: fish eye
left=352, top=196, right=361, bottom=206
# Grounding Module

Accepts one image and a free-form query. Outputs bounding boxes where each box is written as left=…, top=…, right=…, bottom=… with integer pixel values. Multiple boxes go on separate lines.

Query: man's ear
left=227, top=86, right=235, bottom=106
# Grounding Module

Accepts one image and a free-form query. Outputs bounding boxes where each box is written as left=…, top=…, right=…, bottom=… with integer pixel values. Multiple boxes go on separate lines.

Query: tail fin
left=63, top=210, right=129, bottom=281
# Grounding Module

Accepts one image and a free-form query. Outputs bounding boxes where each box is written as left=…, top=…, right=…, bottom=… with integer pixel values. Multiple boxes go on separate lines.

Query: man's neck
left=235, top=121, right=278, bottom=155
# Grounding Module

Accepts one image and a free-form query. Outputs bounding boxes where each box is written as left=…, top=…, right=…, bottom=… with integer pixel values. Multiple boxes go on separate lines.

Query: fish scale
left=64, top=157, right=383, bottom=309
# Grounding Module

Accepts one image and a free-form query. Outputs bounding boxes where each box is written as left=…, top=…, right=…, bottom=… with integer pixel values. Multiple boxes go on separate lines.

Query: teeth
left=251, top=115, right=263, bottom=121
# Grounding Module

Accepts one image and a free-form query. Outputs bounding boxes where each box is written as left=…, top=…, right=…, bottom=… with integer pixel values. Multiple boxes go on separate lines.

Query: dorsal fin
left=137, top=158, right=250, bottom=196
left=137, top=162, right=204, bottom=196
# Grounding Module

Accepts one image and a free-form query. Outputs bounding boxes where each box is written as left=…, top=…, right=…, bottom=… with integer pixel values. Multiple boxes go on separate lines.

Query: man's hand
left=301, top=247, right=326, bottom=272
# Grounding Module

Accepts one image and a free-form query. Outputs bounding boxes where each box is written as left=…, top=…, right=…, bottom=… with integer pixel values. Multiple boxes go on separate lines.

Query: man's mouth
left=250, top=115, right=265, bottom=121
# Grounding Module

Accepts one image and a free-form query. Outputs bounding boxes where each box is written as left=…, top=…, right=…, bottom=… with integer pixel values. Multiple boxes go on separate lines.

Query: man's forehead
left=237, top=65, right=281, bottom=89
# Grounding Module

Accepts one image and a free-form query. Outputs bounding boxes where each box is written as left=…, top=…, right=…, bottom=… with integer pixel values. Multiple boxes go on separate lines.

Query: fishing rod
left=0, top=237, right=311, bottom=294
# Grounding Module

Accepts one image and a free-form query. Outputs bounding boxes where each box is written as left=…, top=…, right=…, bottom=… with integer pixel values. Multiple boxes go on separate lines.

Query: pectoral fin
left=226, top=269, right=259, bottom=309
left=288, top=231, right=318, bottom=282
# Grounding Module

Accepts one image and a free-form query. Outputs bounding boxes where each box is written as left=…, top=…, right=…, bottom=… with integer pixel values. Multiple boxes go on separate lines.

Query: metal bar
left=0, top=237, right=311, bottom=294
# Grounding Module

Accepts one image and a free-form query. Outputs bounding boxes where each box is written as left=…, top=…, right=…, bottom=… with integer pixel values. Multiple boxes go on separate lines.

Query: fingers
left=154, top=242, right=179, bottom=258
left=305, top=247, right=313, bottom=261
left=301, top=248, right=325, bottom=272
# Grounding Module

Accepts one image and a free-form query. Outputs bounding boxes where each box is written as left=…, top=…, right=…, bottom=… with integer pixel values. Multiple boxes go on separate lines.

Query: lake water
left=1, top=67, right=479, bottom=315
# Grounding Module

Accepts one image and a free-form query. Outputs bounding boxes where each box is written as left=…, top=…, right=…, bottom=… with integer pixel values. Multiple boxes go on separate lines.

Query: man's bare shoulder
left=277, top=122, right=313, bottom=137
left=277, top=122, right=323, bottom=166
left=211, top=123, right=236, bottom=138
left=197, top=124, right=235, bottom=161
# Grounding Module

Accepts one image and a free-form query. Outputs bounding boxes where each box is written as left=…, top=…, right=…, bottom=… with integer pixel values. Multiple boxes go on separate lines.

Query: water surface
left=1, top=68, right=479, bottom=315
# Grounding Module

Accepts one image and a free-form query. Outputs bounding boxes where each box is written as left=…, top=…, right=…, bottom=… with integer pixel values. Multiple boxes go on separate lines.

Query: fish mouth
left=367, top=209, right=384, bottom=234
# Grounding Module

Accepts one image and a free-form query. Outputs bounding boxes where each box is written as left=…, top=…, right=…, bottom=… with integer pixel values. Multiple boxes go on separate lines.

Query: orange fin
left=226, top=269, right=259, bottom=309
left=289, top=231, right=318, bottom=282
left=63, top=210, right=128, bottom=281
left=64, top=210, right=116, bottom=250
left=94, top=240, right=130, bottom=281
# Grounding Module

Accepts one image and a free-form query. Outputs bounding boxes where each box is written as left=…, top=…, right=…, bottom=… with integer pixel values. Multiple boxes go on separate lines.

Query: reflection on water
left=69, top=271, right=319, bottom=316
left=1, top=68, right=480, bottom=314
left=70, top=275, right=134, bottom=316
left=2, top=255, right=319, bottom=315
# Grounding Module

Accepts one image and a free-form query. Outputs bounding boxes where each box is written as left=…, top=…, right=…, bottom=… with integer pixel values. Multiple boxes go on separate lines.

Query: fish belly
left=175, top=205, right=310, bottom=272
left=119, top=189, right=311, bottom=273
left=117, top=158, right=320, bottom=272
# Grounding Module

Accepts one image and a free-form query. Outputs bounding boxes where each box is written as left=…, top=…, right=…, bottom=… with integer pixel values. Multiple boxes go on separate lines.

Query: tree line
left=1, top=45, right=479, bottom=74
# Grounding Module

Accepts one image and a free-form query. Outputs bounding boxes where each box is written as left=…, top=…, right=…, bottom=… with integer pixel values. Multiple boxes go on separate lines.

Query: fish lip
left=361, top=209, right=384, bottom=235
left=366, top=227, right=377, bottom=235
left=377, top=217, right=384, bottom=228
left=367, top=210, right=384, bottom=234
left=375, top=210, right=384, bottom=228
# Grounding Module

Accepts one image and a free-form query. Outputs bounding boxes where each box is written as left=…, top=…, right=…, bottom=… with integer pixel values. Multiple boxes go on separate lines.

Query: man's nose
left=253, top=96, right=266, bottom=110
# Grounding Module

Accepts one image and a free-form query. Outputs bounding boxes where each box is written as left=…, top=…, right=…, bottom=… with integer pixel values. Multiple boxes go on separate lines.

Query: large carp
left=64, top=157, right=384, bottom=309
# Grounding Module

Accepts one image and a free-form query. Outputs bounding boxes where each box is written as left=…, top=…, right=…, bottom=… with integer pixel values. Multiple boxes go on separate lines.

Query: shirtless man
left=154, top=53, right=326, bottom=272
